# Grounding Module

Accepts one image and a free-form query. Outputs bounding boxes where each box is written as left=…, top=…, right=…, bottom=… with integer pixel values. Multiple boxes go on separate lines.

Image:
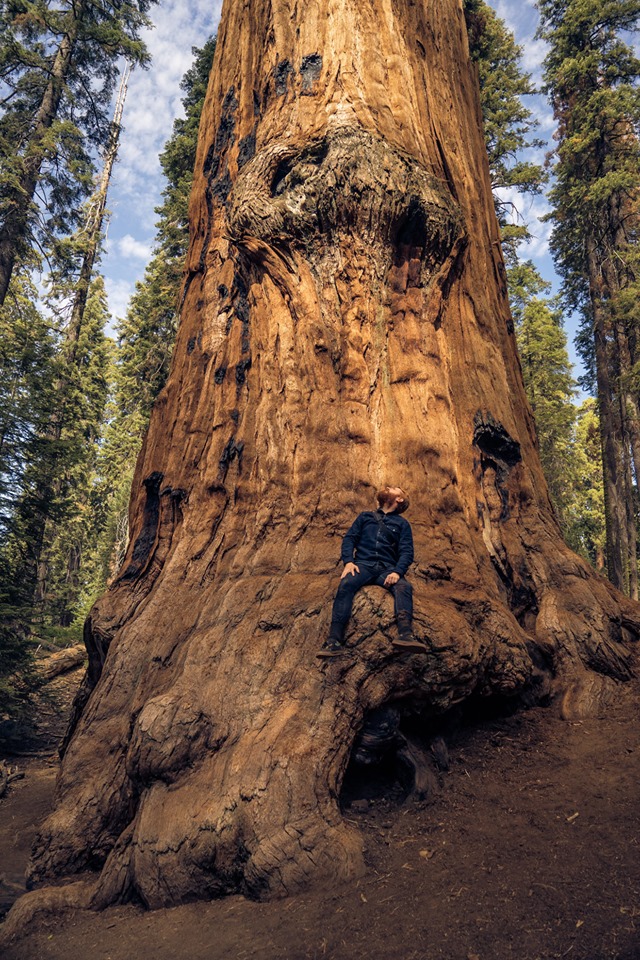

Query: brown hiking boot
left=392, top=635, right=429, bottom=654
left=316, top=639, right=348, bottom=659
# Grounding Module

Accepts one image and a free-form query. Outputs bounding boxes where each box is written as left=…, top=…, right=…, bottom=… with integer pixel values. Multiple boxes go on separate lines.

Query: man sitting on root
left=318, top=485, right=428, bottom=658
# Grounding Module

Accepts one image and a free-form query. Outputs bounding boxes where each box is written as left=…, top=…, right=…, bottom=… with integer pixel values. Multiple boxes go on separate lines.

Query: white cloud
left=530, top=99, right=556, bottom=137
left=114, top=0, right=222, bottom=205
left=102, top=0, right=222, bottom=304
left=104, top=277, right=135, bottom=329
left=486, top=0, right=548, bottom=88
left=118, top=234, right=153, bottom=261
left=520, top=37, right=549, bottom=79
left=520, top=219, right=554, bottom=261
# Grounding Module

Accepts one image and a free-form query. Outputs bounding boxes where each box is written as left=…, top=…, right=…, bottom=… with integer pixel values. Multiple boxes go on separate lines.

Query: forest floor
left=1, top=670, right=639, bottom=960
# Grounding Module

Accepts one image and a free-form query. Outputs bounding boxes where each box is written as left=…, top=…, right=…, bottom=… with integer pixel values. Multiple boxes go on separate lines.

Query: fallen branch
left=0, top=761, right=24, bottom=799
left=36, top=644, right=86, bottom=682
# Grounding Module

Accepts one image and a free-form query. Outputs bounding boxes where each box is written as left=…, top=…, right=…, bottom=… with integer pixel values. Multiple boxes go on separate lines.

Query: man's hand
left=384, top=572, right=400, bottom=586
left=341, top=562, right=360, bottom=579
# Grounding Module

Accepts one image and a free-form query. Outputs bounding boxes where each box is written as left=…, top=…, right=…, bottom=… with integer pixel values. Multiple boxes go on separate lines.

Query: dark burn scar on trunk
left=219, top=438, right=244, bottom=476
left=473, top=411, right=521, bottom=468
left=233, top=273, right=251, bottom=353
left=204, top=87, right=238, bottom=208
left=235, top=357, right=252, bottom=386
left=473, top=411, right=521, bottom=522
left=198, top=88, right=239, bottom=274
left=273, top=59, right=293, bottom=95
left=120, top=472, right=163, bottom=580
left=300, top=53, right=322, bottom=92
left=238, top=130, right=257, bottom=170
left=217, top=88, right=239, bottom=151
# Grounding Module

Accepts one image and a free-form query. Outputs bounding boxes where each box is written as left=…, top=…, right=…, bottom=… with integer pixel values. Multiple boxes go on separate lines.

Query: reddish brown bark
left=7, top=0, right=639, bottom=928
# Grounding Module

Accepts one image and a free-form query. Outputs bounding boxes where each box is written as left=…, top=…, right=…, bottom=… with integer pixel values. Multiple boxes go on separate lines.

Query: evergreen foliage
left=464, top=0, right=546, bottom=261
left=0, top=0, right=156, bottom=305
left=564, top=399, right=607, bottom=567
left=37, top=276, right=112, bottom=627
left=537, top=0, right=640, bottom=594
left=0, top=268, right=58, bottom=713
left=81, top=37, right=216, bottom=601
left=0, top=267, right=110, bottom=718
left=0, top=268, right=57, bottom=541
left=0, top=274, right=111, bottom=607
left=509, top=261, right=579, bottom=531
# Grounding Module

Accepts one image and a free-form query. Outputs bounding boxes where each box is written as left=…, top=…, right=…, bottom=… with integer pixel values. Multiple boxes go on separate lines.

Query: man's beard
left=376, top=489, right=396, bottom=510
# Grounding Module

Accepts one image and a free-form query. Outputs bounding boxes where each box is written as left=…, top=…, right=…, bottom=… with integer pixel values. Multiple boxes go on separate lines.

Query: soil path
left=1, top=680, right=639, bottom=960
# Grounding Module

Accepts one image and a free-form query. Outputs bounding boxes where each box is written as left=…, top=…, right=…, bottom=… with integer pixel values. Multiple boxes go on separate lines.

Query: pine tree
left=537, top=0, right=640, bottom=595
left=0, top=269, right=57, bottom=539
left=84, top=39, right=216, bottom=595
left=1, top=273, right=112, bottom=625
left=465, top=0, right=546, bottom=262
left=42, top=279, right=112, bottom=628
left=0, top=268, right=59, bottom=712
left=0, top=274, right=110, bottom=714
left=509, top=261, right=579, bottom=531
left=563, top=399, right=607, bottom=568
left=0, top=0, right=155, bottom=306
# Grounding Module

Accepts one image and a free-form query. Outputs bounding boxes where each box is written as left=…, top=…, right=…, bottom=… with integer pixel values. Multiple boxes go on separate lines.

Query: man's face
left=376, top=486, right=405, bottom=512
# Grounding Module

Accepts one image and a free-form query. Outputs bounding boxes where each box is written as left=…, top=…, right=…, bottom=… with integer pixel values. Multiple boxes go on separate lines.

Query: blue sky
left=101, top=0, right=223, bottom=320
left=101, top=0, right=573, bottom=369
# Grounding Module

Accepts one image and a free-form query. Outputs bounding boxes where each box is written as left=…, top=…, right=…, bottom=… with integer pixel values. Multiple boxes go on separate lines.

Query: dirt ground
left=1, top=672, right=639, bottom=960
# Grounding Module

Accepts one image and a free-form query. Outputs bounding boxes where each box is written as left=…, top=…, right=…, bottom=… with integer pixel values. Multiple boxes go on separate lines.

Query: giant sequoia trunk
left=16, top=0, right=640, bottom=917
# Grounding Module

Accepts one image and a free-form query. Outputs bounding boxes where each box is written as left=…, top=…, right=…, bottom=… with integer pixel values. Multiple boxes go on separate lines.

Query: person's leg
left=375, top=573, right=426, bottom=653
left=327, top=566, right=376, bottom=643
left=391, top=577, right=413, bottom=639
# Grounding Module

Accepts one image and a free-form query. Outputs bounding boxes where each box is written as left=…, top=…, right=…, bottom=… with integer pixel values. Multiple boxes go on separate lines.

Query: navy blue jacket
left=341, top=510, right=414, bottom=576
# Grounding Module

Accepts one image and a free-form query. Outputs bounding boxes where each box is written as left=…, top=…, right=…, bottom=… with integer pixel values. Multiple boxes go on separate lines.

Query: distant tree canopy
left=0, top=0, right=156, bottom=306
left=464, top=0, right=546, bottom=262
left=538, top=0, right=640, bottom=596
left=0, top=1, right=154, bottom=715
left=81, top=36, right=217, bottom=604
left=508, top=261, right=578, bottom=523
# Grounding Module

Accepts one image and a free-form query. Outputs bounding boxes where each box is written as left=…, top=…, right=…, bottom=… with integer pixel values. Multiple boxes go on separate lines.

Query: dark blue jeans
left=329, top=564, right=413, bottom=643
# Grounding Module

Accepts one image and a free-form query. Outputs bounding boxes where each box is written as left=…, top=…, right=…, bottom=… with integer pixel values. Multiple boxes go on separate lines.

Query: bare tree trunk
left=613, top=321, right=640, bottom=601
left=16, top=0, right=640, bottom=920
left=588, top=238, right=628, bottom=592
left=64, top=66, right=131, bottom=366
